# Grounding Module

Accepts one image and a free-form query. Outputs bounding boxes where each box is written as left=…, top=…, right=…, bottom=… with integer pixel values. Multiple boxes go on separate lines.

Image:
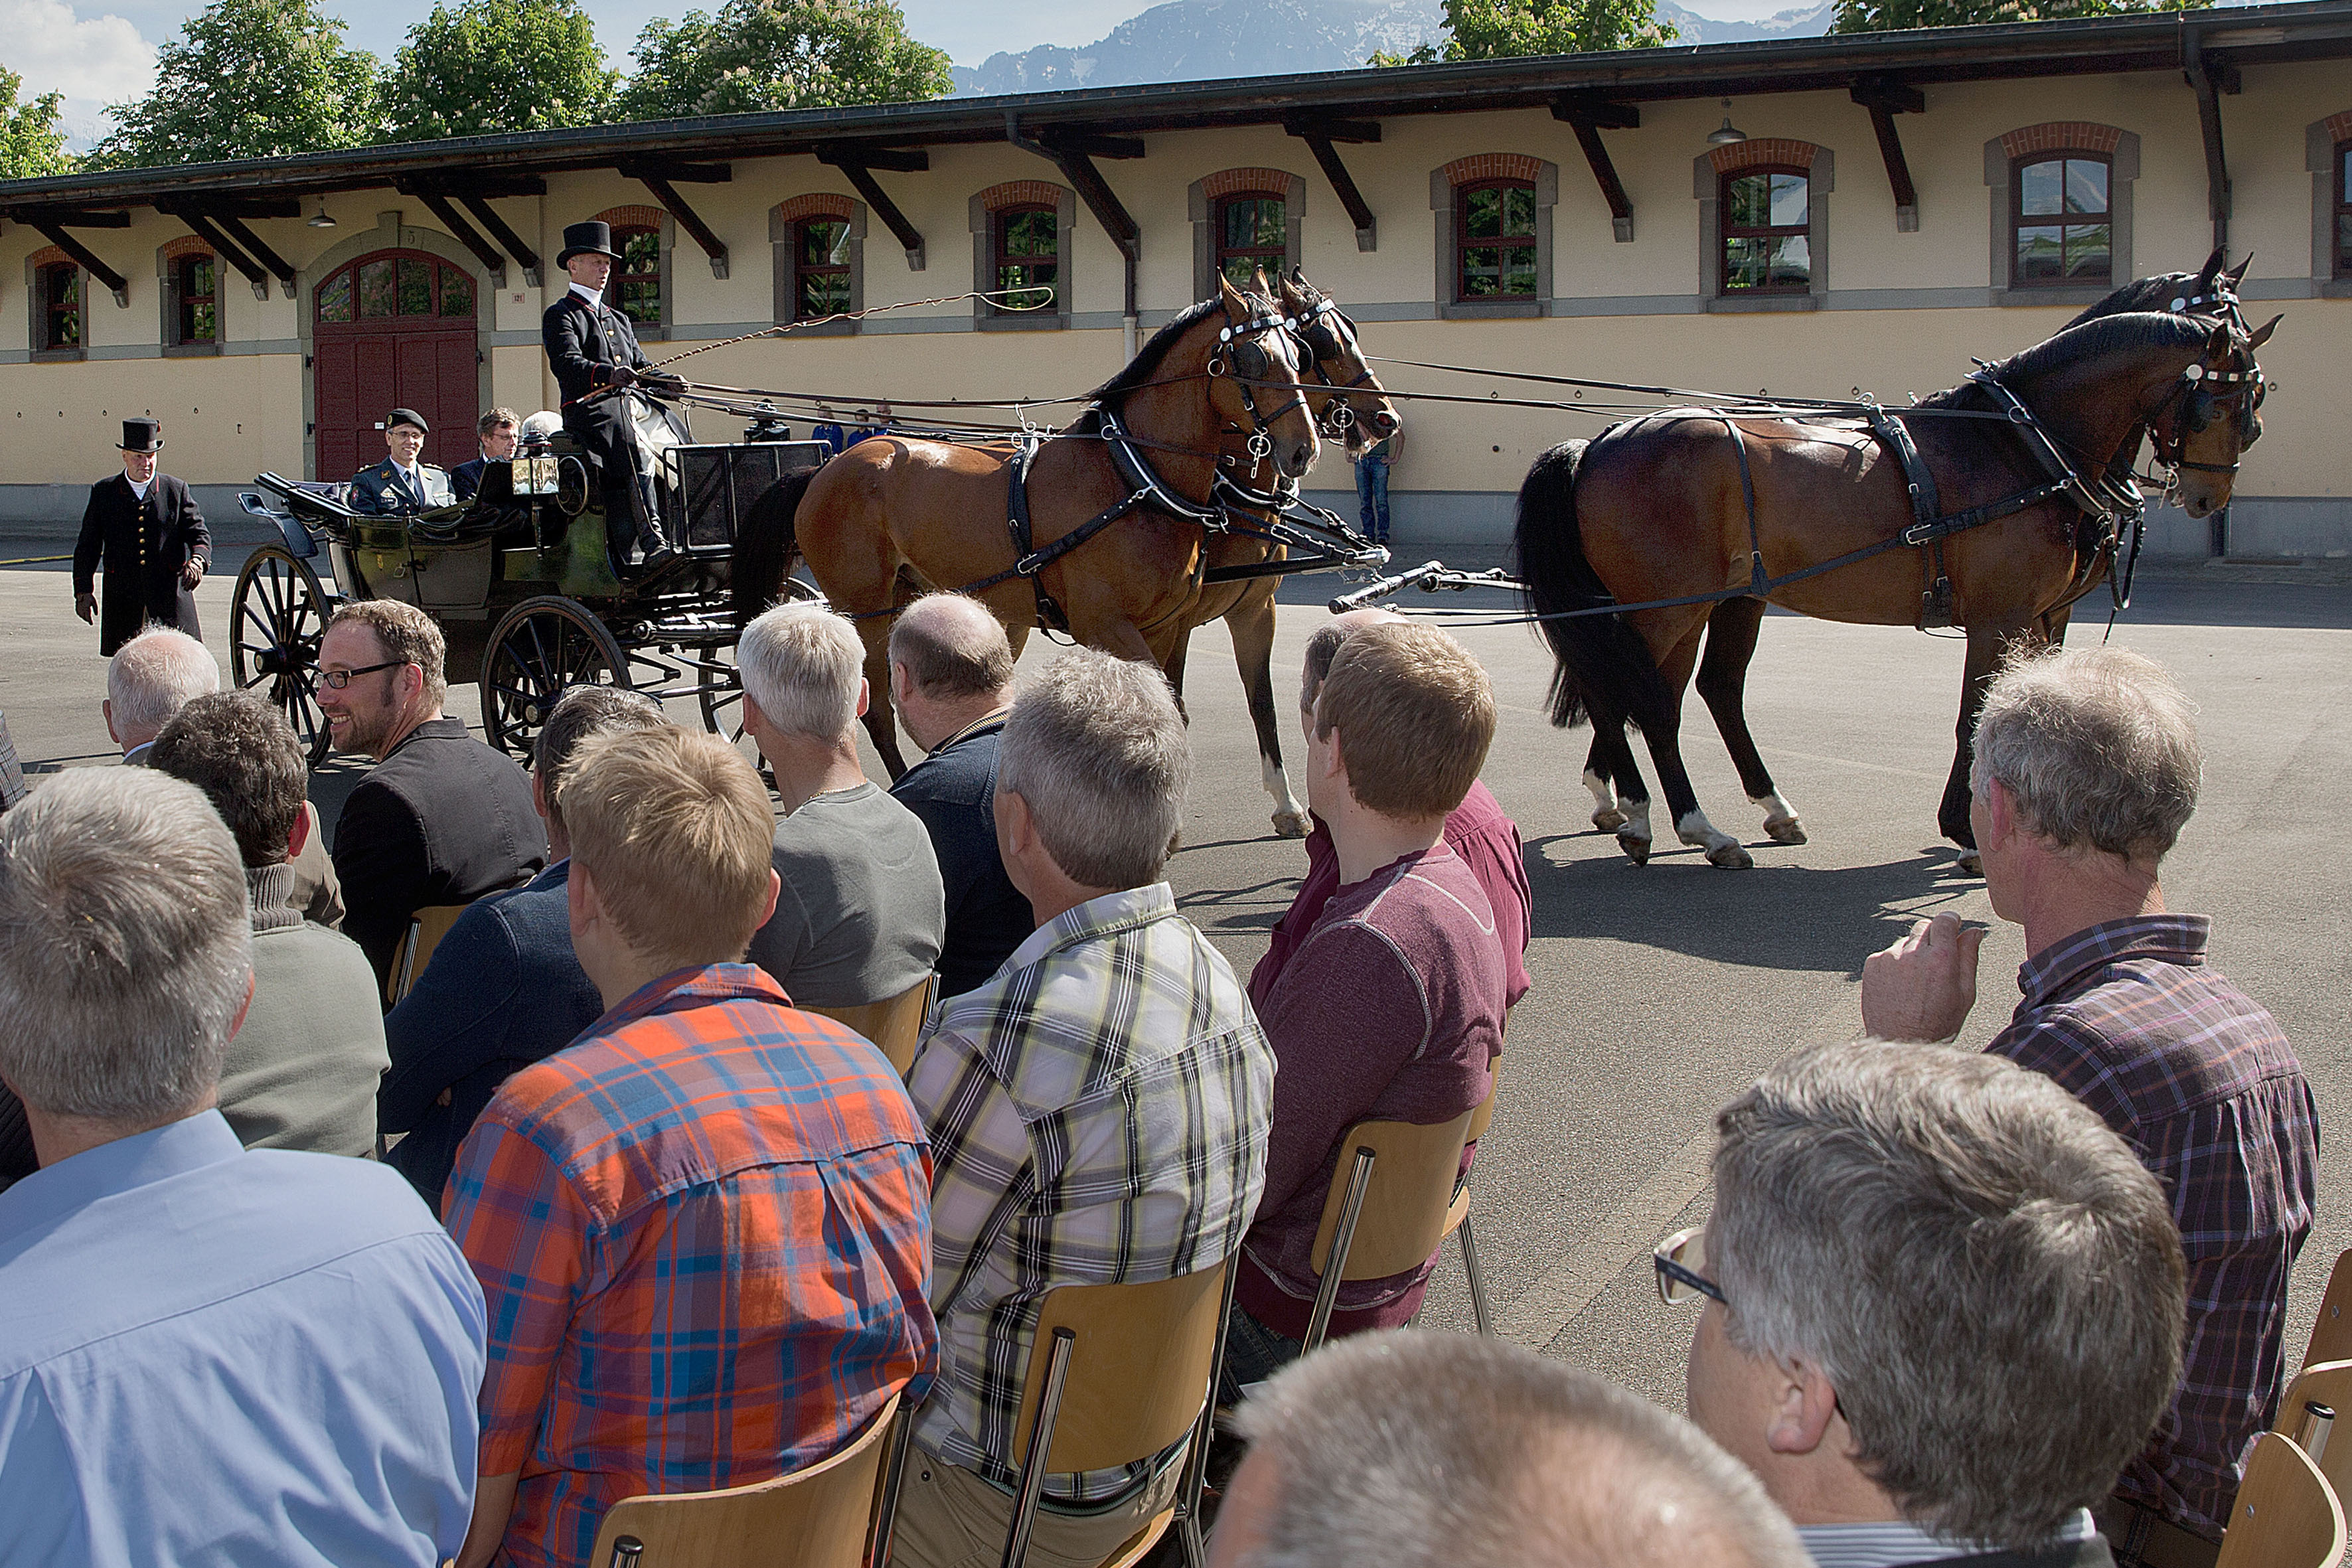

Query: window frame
left=971, top=184, right=1073, bottom=331
left=175, top=253, right=219, bottom=346
left=36, top=260, right=84, bottom=358
left=2336, top=138, right=2352, bottom=280
left=2008, top=153, right=2114, bottom=291
left=313, top=250, right=475, bottom=329
left=1717, top=165, right=1814, bottom=297
left=1214, top=191, right=1289, bottom=289
left=990, top=203, right=1059, bottom=316
left=791, top=215, right=854, bottom=323
left=610, top=224, right=663, bottom=333
left=1453, top=178, right=1540, bottom=305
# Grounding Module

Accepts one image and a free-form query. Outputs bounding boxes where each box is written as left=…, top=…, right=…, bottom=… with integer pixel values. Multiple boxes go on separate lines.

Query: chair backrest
left=385, top=902, right=471, bottom=1007
left=1464, top=1050, right=1504, bottom=1145
left=584, top=1391, right=901, bottom=1568
left=2213, top=1432, right=2346, bottom=1568
left=1308, top=1111, right=1476, bottom=1281
left=808, top=974, right=934, bottom=1076
left=1010, top=1260, right=1231, bottom=1478
left=2276, top=1360, right=2352, bottom=1497
left=2305, top=1249, right=2352, bottom=1371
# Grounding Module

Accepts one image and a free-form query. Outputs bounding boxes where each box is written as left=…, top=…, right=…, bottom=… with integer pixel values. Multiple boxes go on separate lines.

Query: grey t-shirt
left=747, top=781, right=946, bottom=1008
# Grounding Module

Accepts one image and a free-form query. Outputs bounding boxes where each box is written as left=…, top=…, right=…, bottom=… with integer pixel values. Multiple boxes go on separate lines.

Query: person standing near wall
left=72, top=418, right=209, bottom=657
left=1351, top=426, right=1401, bottom=546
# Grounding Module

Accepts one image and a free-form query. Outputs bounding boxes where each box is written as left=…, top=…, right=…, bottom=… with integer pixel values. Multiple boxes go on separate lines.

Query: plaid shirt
left=444, top=964, right=936, bottom=1568
left=1988, top=915, right=2317, bottom=1537
left=906, top=884, right=1275, bottom=1500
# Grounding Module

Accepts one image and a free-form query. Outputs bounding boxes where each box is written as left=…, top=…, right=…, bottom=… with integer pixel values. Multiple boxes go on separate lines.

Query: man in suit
left=349, top=407, right=457, bottom=515
left=73, top=416, right=209, bottom=657
left=315, top=598, right=546, bottom=996
left=451, top=408, right=520, bottom=505
left=542, top=219, right=682, bottom=571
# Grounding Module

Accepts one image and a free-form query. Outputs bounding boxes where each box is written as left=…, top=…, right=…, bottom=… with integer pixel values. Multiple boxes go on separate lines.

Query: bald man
left=886, top=594, right=1033, bottom=996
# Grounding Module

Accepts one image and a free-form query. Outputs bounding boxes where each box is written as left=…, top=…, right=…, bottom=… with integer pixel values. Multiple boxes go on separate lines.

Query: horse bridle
left=2146, top=329, right=2264, bottom=477
left=1206, top=293, right=1312, bottom=477
left=1286, top=293, right=1381, bottom=437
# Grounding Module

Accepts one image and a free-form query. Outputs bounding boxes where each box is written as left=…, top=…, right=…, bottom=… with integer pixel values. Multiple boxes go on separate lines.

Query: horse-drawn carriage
left=230, top=402, right=828, bottom=765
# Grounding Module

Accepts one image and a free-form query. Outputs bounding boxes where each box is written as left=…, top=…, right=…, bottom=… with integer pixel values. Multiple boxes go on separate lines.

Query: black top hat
left=118, top=417, right=163, bottom=453
left=385, top=407, right=430, bottom=433
left=558, top=220, right=623, bottom=268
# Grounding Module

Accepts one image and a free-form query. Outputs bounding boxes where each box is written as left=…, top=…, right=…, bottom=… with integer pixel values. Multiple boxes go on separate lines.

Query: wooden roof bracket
left=2182, top=30, right=2238, bottom=257
left=161, top=207, right=272, bottom=299
left=1550, top=96, right=1638, bottom=243
left=1285, top=116, right=1379, bottom=252
left=1013, top=116, right=1144, bottom=317
left=814, top=144, right=930, bottom=272
left=214, top=213, right=297, bottom=297
left=400, top=181, right=509, bottom=289
left=620, top=160, right=731, bottom=279
left=31, top=217, right=129, bottom=306
left=453, top=193, right=542, bottom=287
left=1850, top=78, right=1924, bottom=232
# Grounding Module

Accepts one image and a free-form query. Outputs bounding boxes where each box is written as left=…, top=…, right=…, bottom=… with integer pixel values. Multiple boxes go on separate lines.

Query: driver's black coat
left=541, top=289, right=651, bottom=479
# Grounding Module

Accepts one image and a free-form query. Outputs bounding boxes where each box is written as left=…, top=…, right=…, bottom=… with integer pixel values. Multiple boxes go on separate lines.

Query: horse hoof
left=1591, top=807, right=1628, bottom=832
left=1955, top=850, right=1982, bottom=876
left=1763, top=815, right=1808, bottom=846
left=1271, top=809, right=1312, bottom=840
left=1618, top=832, right=1652, bottom=866
left=1707, top=842, right=1755, bottom=870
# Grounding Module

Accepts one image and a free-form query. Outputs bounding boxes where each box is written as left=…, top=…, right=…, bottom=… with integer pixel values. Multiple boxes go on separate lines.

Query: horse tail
left=1512, top=437, right=1678, bottom=736
left=734, top=463, right=821, bottom=627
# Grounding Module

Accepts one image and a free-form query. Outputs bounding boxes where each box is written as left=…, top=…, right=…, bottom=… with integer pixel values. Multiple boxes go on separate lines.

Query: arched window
left=1721, top=167, right=1811, bottom=294
left=793, top=216, right=852, bottom=320
left=613, top=225, right=662, bottom=327
left=40, top=262, right=81, bottom=351
left=993, top=204, right=1058, bottom=312
left=314, top=252, right=474, bottom=323
left=1456, top=179, right=1537, bottom=301
left=2011, top=154, right=2112, bottom=287
left=2335, top=137, right=2351, bottom=278
left=1215, top=192, right=1286, bottom=288
left=176, top=254, right=218, bottom=345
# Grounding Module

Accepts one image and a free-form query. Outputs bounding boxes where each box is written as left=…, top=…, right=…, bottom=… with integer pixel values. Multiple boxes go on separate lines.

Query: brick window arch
left=1697, top=138, right=1832, bottom=311
left=1189, top=167, right=1306, bottom=297
left=971, top=181, right=1074, bottom=330
left=27, top=246, right=83, bottom=360
left=771, top=193, right=866, bottom=331
left=1431, top=154, right=1557, bottom=319
left=160, top=236, right=220, bottom=351
left=2308, top=111, right=2352, bottom=293
left=1984, top=124, right=2136, bottom=305
left=590, top=204, right=668, bottom=337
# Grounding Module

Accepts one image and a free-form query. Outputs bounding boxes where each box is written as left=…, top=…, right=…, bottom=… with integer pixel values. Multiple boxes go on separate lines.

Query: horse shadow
left=1522, top=831, right=1984, bottom=978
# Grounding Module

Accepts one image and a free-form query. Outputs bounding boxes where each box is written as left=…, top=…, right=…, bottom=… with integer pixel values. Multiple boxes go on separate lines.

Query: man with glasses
left=318, top=600, right=546, bottom=996
left=1669, top=1040, right=2186, bottom=1568
left=451, top=407, right=520, bottom=504
left=350, top=408, right=457, bottom=515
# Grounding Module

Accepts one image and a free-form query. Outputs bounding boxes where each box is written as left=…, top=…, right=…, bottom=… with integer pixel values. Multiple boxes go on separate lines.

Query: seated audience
left=106, top=625, right=341, bottom=925
left=1227, top=621, right=1505, bottom=1387
left=443, top=728, right=934, bottom=1568
left=319, top=600, right=547, bottom=993
left=1860, top=647, right=2315, bottom=1545
left=379, top=686, right=665, bottom=1202
left=1252, top=607, right=1531, bottom=1008
left=887, top=593, right=1034, bottom=996
left=1214, top=1332, right=1808, bottom=1568
left=740, top=601, right=944, bottom=1007
left=451, top=407, right=520, bottom=503
left=896, top=649, right=1275, bottom=1568
left=350, top=406, right=457, bottom=514
left=0, top=768, right=485, bottom=1561
left=1685, top=1039, right=2187, bottom=1567
left=149, top=693, right=386, bottom=1157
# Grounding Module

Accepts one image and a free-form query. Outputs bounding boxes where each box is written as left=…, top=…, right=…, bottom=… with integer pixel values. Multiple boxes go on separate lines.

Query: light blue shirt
left=0, top=1110, right=487, bottom=1567
left=1798, top=1508, right=2098, bottom=1567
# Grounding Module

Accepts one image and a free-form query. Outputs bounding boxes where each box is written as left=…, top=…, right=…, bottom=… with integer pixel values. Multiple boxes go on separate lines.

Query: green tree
left=613, top=0, right=951, bottom=121
left=1829, top=0, right=2179, bottom=29
left=1372, top=0, right=1675, bottom=64
left=1, top=66, right=74, bottom=179
left=382, top=0, right=617, bottom=141
left=88, top=0, right=379, bottom=170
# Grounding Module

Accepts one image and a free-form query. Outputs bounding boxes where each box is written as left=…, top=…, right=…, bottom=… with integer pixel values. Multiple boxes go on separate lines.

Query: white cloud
left=1, top=0, right=159, bottom=108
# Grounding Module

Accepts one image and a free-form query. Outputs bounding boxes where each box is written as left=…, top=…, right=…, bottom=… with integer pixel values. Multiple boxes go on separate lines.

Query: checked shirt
left=444, top=964, right=936, bottom=1568
left=1988, top=915, right=2316, bottom=1539
left=906, top=884, right=1275, bottom=1502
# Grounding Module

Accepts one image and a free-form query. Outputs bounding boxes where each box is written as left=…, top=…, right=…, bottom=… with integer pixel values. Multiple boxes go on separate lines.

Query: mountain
left=1653, top=1, right=1834, bottom=43
left=949, top=0, right=1444, bottom=96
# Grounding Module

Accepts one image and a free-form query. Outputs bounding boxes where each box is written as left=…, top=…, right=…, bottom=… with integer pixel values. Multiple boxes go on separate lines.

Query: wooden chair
left=2212, top=1431, right=2345, bottom=1568
left=998, top=1258, right=1236, bottom=1568
left=1302, top=1110, right=1477, bottom=1352
left=2304, top=1249, right=2352, bottom=1371
left=1441, top=1048, right=1506, bottom=1338
left=584, top=1390, right=902, bottom=1568
left=808, top=974, right=934, bottom=1077
left=2275, top=1360, right=2352, bottom=1494
left=384, top=902, right=471, bottom=1008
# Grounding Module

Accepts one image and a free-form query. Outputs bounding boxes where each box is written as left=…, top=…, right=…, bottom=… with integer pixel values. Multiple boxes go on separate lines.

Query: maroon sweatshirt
left=1236, top=842, right=1507, bottom=1340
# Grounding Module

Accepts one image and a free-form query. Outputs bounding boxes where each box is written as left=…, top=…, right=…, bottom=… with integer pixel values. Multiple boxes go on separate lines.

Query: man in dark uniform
left=73, top=417, right=210, bottom=657
left=542, top=219, right=681, bottom=570
left=451, top=407, right=519, bottom=503
left=349, top=407, right=457, bottom=514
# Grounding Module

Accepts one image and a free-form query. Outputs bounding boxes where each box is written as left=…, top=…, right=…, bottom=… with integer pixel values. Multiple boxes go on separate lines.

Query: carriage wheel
left=230, top=546, right=334, bottom=768
left=695, top=645, right=775, bottom=786
left=480, top=595, right=631, bottom=761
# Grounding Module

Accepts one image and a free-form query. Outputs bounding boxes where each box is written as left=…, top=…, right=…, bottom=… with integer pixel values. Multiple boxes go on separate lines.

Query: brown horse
left=1516, top=305, right=2276, bottom=868
left=734, top=275, right=1322, bottom=783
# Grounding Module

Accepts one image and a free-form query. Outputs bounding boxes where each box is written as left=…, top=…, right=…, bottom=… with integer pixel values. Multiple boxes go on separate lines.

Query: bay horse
left=1516, top=303, right=2276, bottom=869
left=734, top=274, right=1322, bottom=786
left=1601, top=251, right=2266, bottom=861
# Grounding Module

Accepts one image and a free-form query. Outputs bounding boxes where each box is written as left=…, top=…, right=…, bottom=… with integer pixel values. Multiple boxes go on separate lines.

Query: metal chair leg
left=869, top=1399, right=917, bottom=1568
left=1459, top=1210, right=1494, bottom=1338
left=1303, top=1147, right=1376, bottom=1353
left=1002, top=1329, right=1075, bottom=1568
left=1173, top=1262, right=1239, bottom=1567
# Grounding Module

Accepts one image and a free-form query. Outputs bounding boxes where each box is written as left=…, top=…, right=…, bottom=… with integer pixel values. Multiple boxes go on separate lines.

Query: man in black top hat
left=542, top=219, right=682, bottom=570
left=349, top=407, right=457, bottom=515
left=74, top=417, right=210, bottom=657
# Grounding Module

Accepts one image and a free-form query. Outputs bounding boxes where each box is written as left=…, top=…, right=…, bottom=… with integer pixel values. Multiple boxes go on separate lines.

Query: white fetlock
left=1584, top=770, right=1627, bottom=832
left=1751, top=792, right=1808, bottom=845
left=1263, top=759, right=1309, bottom=840
left=1679, top=810, right=1755, bottom=870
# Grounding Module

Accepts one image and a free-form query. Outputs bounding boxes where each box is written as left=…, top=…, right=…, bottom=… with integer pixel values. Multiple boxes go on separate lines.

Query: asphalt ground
left=5, top=547, right=2349, bottom=1419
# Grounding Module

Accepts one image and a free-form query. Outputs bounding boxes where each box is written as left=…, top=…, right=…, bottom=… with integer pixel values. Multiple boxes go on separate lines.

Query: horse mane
left=2065, top=272, right=2198, bottom=329
left=1915, top=311, right=2211, bottom=409
left=1071, top=295, right=1246, bottom=433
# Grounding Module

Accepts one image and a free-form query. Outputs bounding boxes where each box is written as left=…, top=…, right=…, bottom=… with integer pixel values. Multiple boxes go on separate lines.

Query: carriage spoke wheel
left=230, top=546, right=333, bottom=768
left=695, top=644, right=775, bottom=788
left=480, top=595, right=632, bottom=761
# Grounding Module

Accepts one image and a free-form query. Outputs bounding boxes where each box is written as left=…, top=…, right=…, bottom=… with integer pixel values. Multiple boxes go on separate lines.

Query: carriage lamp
left=512, top=455, right=560, bottom=496
left=308, top=196, right=337, bottom=229
left=1707, top=100, right=1748, bottom=147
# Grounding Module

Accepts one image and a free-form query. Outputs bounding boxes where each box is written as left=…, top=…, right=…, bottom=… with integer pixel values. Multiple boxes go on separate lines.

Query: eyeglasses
left=319, top=659, right=410, bottom=690
left=1654, top=1225, right=1728, bottom=1307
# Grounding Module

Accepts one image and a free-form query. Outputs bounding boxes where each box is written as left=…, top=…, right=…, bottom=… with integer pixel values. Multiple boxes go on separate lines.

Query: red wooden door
left=313, top=250, right=480, bottom=479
